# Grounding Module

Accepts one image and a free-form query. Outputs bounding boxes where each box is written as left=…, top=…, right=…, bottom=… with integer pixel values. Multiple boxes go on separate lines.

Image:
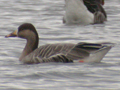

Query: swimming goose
left=63, top=0, right=106, bottom=24
left=5, top=23, right=113, bottom=64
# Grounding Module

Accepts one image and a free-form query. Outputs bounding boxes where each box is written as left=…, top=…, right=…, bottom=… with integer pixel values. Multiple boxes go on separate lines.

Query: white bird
left=63, top=0, right=107, bottom=24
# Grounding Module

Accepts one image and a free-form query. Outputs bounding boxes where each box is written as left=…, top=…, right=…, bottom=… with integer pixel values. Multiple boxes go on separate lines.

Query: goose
left=63, top=0, right=107, bottom=24
left=5, top=23, right=114, bottom=64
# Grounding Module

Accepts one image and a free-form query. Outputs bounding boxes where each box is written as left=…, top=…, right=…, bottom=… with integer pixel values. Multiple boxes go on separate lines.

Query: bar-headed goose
left=5, top=23, right=113, bottom=64
left=63, top=0, right=106, bottom=24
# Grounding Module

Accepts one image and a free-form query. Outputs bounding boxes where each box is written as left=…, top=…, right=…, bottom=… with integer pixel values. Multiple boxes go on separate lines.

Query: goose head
left=5, top=23, right=39, bottom=60
left=6, top=23, right=38, bottom=39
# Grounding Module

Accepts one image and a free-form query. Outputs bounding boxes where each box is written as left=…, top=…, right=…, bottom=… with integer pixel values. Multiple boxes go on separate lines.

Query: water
left=0, top=0, right=120, bottom=89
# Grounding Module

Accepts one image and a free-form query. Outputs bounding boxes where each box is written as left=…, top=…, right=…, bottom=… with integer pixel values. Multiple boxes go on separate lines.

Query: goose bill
left=5, top=30, right=18, bottom=38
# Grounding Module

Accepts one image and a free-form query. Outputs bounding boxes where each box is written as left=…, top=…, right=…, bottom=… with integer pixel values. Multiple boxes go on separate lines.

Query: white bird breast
left=64, top=0, right=94, bottom=24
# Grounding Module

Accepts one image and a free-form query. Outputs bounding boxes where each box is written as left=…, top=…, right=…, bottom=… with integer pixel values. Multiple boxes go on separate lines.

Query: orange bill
left=5, top=30, right=18, bottom=38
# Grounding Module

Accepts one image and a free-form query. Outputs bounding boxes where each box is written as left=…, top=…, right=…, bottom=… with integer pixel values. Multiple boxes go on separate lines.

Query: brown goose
left=63, top=0, right=106, bottom=24
left=5, top=23, right=114, bottom=64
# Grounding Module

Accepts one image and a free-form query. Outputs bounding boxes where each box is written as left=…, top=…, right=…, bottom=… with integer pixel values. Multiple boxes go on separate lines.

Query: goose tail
left=82, top=42, right=115, bottom=63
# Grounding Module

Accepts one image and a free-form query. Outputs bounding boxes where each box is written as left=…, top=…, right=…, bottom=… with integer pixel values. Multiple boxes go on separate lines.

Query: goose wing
left=38, top=42, right=108, bottom=63
left=66, top=42, right=114, bottom=61
left=22, top=43, right=90, bottom=64
left=66, top=42, right=102, bottom=60
left=83, top=0, right=107, bottom=23
left=34, top=43, right=90, bottom=63
left=35, top=43, right=75, bottom=58
left=83, top=0, right=106, bottom=17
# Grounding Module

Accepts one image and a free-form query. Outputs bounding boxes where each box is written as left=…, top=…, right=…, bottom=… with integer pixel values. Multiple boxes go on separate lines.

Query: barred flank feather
left=22, top=43, right=75, bottom=64
left=41, top=54, right=73, bottom=63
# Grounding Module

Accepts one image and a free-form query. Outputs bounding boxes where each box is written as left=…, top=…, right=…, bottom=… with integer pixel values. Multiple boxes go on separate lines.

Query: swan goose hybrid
left=63, top=0, right=106, bottom=24
left=5, top=23, right=114, bottom=64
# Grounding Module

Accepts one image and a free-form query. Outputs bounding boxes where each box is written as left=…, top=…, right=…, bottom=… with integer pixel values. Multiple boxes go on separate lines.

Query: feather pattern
left=21, top=42, right=113, bottom=64
left=21, top=43, right=75, bottom=64
left=83, top=0, right=107, bottom=23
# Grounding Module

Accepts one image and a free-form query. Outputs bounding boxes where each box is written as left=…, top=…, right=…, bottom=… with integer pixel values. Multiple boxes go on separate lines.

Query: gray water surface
left=0, top=0, right=120, bottom=90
